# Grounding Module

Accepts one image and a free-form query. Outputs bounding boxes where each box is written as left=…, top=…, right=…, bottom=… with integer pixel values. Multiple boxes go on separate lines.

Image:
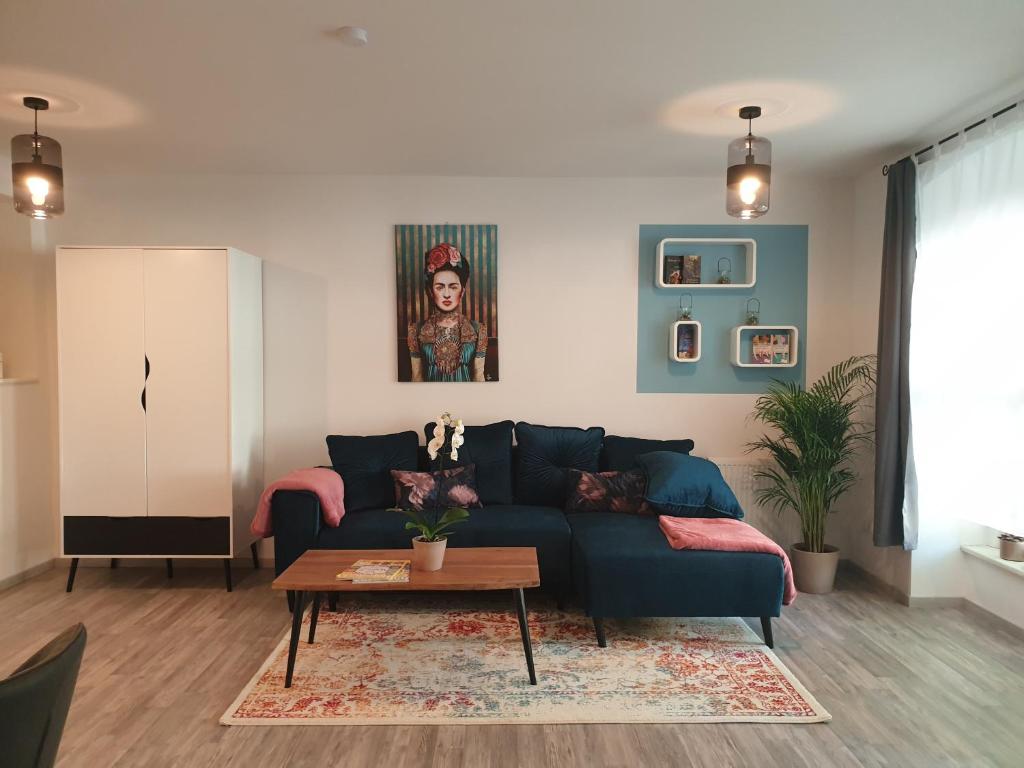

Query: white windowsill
left=961, top=545, right=1024, bottom=579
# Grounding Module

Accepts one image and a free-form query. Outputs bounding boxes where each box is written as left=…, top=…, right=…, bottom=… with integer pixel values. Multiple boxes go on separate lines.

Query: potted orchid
left=391, top=412, right=470, bottom=571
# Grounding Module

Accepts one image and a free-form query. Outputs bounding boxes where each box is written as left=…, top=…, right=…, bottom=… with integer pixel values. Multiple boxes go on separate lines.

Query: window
left=910, top=107, right=1024, bottom=538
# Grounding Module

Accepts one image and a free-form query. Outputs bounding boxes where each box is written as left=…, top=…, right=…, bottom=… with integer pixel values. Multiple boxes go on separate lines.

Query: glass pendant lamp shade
left=11, top=97, right=64, bottom=220
left=726, top=106, right=771, bottom=219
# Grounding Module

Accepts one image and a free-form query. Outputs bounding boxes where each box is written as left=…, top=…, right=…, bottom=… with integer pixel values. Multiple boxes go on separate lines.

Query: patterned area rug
left=221, top=596, right=830, bottom=725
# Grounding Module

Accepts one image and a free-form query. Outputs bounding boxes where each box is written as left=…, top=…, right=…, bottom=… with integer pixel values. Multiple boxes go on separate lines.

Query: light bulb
left=739, top=176, right=761, bottom=205
left=26, top=176, right=49, bottom=207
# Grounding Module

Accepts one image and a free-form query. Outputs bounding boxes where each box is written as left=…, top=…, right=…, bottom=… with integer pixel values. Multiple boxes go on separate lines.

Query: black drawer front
left=64, top=516, right=230, bottom=556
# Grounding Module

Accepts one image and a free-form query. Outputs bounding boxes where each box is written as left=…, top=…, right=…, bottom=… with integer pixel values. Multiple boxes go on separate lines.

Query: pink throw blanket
left=251, top=468, right=345, bottom=538
left=658, top=515, right=797, bottom=605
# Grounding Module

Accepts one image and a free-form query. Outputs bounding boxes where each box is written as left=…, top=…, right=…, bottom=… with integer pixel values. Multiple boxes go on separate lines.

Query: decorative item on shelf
left=745, top=298, right=761, bottom=325
left=10, top=97, right=64, bottom=220
left=678, top=293, right=693, bottom=320
left=389, top=412, right=471, bottom=571
left=716, top=257, right=732, bottom=284
left=998, top=533, right=1024, bottom=562
left=670, top=294, right=701, bottom=363
left=748, top=355, right=876, bottom=594
left=682, top=254, right=701, bottom=284
left=726, top=105, right=771, bottom=219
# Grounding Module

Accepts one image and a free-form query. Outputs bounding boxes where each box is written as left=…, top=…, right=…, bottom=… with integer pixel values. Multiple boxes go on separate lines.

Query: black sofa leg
left=760, top=616, right=774, bottom=649
left=594, top=617, right=607, bottom=648
left=166, top=558, right=173, bottom=579
left=286, top=590, right=296, bottom=613
left=250, top=541, right=260, bottom=570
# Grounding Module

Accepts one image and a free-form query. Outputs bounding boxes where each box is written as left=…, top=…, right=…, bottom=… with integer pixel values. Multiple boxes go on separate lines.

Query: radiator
left=709, top=457, right=803, bottom=549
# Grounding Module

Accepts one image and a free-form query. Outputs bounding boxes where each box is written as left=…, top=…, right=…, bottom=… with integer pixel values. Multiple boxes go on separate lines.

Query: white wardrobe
left=56, top=247, right=263, bottom=591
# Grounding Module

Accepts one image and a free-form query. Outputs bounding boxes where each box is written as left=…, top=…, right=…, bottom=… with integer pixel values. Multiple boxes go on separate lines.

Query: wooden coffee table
left=272, top=547, right=541, bottom=688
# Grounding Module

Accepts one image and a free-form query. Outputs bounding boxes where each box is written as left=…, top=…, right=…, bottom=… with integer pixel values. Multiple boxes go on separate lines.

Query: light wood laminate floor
left=1, top=565, right=1021, bottom=768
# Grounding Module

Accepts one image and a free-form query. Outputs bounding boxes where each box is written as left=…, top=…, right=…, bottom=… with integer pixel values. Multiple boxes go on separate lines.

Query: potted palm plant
left=748, top=355, right=876, bottom=594
left=390, top=412, right=471, bottom=571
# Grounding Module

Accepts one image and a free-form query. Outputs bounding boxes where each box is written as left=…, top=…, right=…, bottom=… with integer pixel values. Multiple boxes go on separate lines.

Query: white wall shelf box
left=731, top=325, right=799, bottom=368
left=670, top=320, right=702, bottom=363
left=656, top=238, right=757, bottom=289
left=56, top=246, right=264, bottom=591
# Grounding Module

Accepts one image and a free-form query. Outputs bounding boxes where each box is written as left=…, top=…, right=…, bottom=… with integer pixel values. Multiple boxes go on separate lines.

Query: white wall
left=3, top=171, right=866, bottom=570
left=0, top=196, right=56, bottom=584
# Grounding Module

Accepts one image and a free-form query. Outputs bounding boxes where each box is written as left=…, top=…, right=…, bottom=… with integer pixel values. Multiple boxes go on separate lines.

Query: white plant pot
left=412, top=536, right=447, bottom=571
left=790, top=544, right=840, bottom=594
left=999, top=538, right=1024, bottom=562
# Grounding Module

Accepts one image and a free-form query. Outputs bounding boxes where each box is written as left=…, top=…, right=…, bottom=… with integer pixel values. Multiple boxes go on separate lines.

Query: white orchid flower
left=427, top=434, right=444, bottom=460
left=454, top=419, right=464, bottom=435
left=450, top=447, right=459, bottom=462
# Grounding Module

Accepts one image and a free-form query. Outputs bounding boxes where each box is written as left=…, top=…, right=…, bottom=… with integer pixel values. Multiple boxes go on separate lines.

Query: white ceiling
left=1, top=0, right=1022, bottom=177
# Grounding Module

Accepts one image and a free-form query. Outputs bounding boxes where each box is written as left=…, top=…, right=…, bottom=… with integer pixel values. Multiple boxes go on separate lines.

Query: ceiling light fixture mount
left=334, top=26, right=369, bottom=47
left=11, top=95, right=64, bottom=220
left=726, top=105, right=771, bottom=220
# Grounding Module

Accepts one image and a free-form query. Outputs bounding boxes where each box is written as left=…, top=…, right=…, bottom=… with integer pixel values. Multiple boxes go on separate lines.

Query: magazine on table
left=336, top=559, right=411, bottom=583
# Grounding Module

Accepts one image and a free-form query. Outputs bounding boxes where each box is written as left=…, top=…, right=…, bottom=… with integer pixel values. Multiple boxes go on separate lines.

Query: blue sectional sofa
left=270, top=421, right=784, bottom=647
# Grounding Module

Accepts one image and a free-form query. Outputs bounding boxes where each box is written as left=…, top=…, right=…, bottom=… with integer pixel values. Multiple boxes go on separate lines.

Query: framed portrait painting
left=395, top=224, right=499, bottom=382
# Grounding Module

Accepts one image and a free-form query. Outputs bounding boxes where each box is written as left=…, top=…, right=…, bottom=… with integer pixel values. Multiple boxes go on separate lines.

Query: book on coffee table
left=336, top=559, right=411, bottom=583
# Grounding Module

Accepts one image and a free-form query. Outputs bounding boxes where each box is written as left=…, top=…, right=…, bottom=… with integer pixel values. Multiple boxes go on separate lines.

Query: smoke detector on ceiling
left=333, top=26, right=368, bottom=47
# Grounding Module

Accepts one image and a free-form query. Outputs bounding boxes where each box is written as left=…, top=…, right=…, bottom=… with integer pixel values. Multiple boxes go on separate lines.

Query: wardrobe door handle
left=141, top=355, right=150, bottom=412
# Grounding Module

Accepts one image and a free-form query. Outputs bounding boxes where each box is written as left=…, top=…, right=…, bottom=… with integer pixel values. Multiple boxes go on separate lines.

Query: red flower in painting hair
left=426, top=243, right=462, bottom=273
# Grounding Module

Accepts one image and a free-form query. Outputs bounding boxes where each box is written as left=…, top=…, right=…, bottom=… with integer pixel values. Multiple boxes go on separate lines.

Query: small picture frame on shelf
left=662, top=255, right=684, bottom=285
left=731, top=325, right=799, bottom=368
left=752, top=334, right=773, bottom=364
left=682, top=254, right=701, bottom=284
left=670, top=320, right=702, bottom=363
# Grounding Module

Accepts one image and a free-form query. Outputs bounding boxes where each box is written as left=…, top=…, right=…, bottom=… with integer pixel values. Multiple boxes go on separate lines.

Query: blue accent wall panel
left=637, top=224, right=807, bottom=394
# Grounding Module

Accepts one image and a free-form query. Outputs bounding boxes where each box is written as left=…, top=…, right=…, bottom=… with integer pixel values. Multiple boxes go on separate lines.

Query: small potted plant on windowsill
left=998, top=533, right=1024, bottom=562
left=748, top=355, right=876, bottom=594
left=390, top=412, right=471, bottom=571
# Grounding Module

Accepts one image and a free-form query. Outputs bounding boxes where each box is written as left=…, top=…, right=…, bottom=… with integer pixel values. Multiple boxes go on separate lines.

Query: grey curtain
left=874, top=158, right=917, bottom=548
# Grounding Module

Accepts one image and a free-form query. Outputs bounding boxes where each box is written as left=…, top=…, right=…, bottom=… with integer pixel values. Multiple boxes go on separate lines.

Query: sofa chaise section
left=568, top=512, right=784, bottom=647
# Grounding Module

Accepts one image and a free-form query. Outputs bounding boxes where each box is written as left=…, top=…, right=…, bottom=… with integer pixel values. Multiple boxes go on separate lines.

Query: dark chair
left=0, top=624, right=86, bottom=768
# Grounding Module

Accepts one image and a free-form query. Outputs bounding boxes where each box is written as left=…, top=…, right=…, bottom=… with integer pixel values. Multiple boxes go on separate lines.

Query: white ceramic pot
left=412, top=536, right=447, bottom=571
left=790, top=544, right=840, bottom=594
left=999, top=538, right=1024, bottom=562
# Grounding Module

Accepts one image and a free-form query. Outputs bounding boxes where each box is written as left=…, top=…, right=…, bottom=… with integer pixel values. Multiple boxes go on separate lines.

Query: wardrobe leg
left=166, top=559, right=173, bottom=579
left=223, top=559, right=233, bottom=592
left=250, top=541, right=260, bottom=570
left=66, top=558, right=79, bottom=593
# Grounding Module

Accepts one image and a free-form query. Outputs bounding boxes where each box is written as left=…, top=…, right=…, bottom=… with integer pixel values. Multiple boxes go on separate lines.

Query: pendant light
left=726, top=106, right=770, bottom=219
left=11, top=97, right=64, bottom=220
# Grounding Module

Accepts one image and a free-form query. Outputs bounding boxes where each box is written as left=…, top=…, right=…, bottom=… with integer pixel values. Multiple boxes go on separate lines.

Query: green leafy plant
left=747, top=355, right=876, bottom=553
left=389, top=412, right=471, bottom=543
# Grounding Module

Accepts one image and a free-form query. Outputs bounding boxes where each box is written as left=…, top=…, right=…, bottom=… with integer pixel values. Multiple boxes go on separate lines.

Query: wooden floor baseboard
left=0, top=559, right=55, bottom=592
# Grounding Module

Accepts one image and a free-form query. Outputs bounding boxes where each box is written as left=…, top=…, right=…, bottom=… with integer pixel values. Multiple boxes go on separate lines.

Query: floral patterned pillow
left=565, top=469, right=652, bottom=515
left=391, top=464, right=482, bottom=512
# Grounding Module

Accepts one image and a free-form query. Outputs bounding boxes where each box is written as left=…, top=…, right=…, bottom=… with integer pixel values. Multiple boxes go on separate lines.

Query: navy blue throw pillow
left=423, top=420, right=514, bottom=505
left=636, top=451, right=744, bottom=519
left=600, top=435, right=695, bottom=471
left=326, top=431, right=419, bottom=512
left=514, top=422, right=605, bottom=507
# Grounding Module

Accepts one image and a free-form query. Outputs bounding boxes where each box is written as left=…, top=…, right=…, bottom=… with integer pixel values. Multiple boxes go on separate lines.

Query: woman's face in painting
left=431, top=269, right=464, bottom=312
